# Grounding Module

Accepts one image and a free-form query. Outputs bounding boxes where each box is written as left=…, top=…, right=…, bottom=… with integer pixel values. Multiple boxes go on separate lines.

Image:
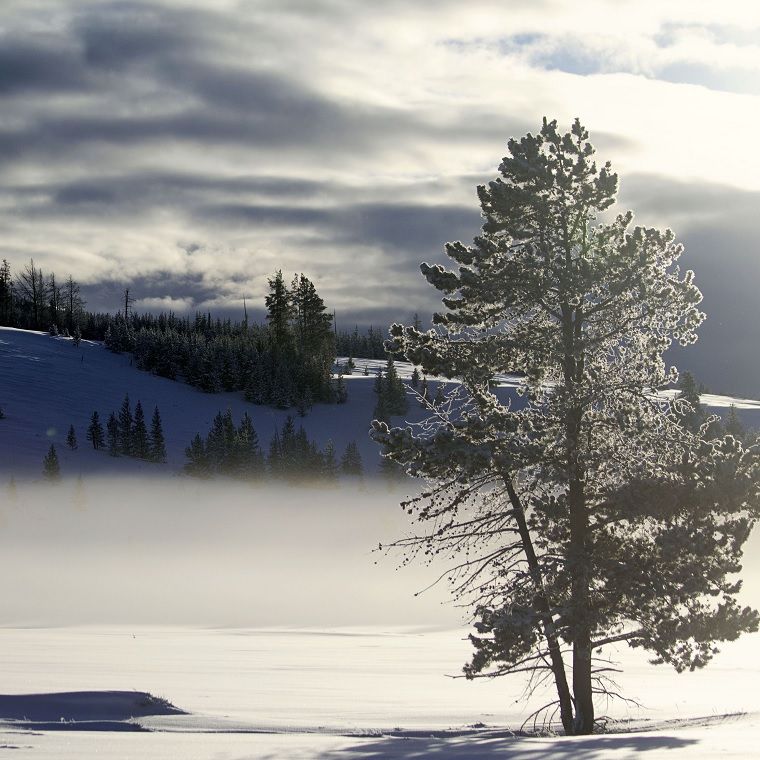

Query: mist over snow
left=2, top=325, right=760, bottom=629
left=0, top=478, right=462, bottom=628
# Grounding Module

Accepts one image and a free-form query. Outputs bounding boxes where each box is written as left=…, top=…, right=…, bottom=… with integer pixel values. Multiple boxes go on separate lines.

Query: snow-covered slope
left=0, top=328, right=411, bottom=478
left=3, top=327, right=757, bottom=480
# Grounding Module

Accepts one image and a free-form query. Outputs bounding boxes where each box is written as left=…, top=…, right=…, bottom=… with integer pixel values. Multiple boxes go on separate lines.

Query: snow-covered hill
left=0, top=328, right=413, bottom=479
left=2, top=327, right=758, bottom=480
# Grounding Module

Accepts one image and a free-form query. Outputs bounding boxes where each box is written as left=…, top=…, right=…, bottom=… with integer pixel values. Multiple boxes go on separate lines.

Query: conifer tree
left=87, top=411, right=105, bottom=450
left=236, top=411, right=264, bottom=477
left=411, top=367, right=420, bottom=389
left=106, top=412, right=119, bottom=456
left=149, top=405, right=167, bottom=463
left=384, top=355, right=407, bottom=415
left=117, top=394, right=133, bottom=455
left=724, top=404, right=746, bottom=440
left=373, top=118, right=760, bottom=735
left=334, top=373, right=348, bottom=404
left=265, top=270, right=293, bottom=350
left=675, top=371, right=705, bottom=433
left=42, top=444, right=60, bottom=480
left=66, top=424, right=78, bottom=450
left=322, top=439, right=339, bottom=482
left=132, top=400, right=149, bottom=459
left=268, top=429, right=283, bottom=476
left=184, top=433, right=209, bottom=476
left=340, top=441, right=363, bottom=476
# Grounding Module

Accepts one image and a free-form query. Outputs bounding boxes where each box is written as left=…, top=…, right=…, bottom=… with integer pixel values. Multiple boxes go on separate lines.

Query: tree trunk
left=562, top=302, right=595, bottom=734
left=505, top=479, right=575, bottom=734
left=567, top=408, right=594, bottom=734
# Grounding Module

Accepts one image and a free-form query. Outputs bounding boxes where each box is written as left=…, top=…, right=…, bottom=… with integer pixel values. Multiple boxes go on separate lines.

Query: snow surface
left=0, top=328, right=404, bottom=478
left=2, top=327, right=760, bottom=757
left=0, top=626, right=758, bottom=758
left=3, top=327, right=757, bottom=479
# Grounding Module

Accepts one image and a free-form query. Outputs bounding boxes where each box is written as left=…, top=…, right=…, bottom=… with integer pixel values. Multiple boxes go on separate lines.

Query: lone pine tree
left=373, top=118, right=760, bottom=735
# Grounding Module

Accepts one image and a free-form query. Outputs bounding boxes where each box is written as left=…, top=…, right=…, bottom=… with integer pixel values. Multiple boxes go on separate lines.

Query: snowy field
left=2, top=328, right=760, bottom=757
left=0, top=625, right=758, bottom=758
left=0, top=478, right=757, bottom=758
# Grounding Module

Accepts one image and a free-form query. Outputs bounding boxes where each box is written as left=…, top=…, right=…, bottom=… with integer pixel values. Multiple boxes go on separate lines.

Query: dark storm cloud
left=82, top=270, right=222, bottom=314
left=0, top=2, right=527, bottom=167
left=621, top=174, right=760, bottom=396
left=45, top=173, right=327, bottom=209
left=200, top=200, right=480, bottom=254
left=0, top=39, right=90, bottom=95
left=338, top=203, right=480, bottom=253
left=75, top=3, right=200, bottom=69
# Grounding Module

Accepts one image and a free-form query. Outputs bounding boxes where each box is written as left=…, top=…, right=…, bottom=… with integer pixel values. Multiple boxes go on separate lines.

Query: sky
left=1, top=0, right=759, bottom=393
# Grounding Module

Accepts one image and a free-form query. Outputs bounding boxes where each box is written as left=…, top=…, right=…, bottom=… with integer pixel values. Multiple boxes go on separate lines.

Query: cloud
left=133, top=295, right=195, bottom=312
left=0, top=0, right=757, bottom=393
left=620, top=174, right=760, bottom=396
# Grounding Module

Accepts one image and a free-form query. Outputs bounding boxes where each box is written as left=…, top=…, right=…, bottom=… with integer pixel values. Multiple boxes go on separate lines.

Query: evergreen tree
left=372, top=118, right=760, bottom=735
left=433, top=382, right=445, bottom=408
left=322, top=439, right=339, bottom=482
left=117, top=394, right=133, bottom=455
left=384, top=355, right=407, bottom=415
left=675, top=370, right=705, bottom=433
left=340, top=441, right=363, bottom=476
left=724, top=404, right=746, bottom=440
left=132, top=400, right=149, bottom=459
left=295, top=386, right=313, bottom=417
left=184, top=433, right=209, bottom=476
left=106, top=412, right=119, bottom=456
left=0, top=259, right=12, bottom=325
left=42, top=444, right=60, bottom=480
left=149, top=406, right=167, bottom=463
left=66, top=424, right=78, bottom=450
left=410, top=367, right=420, bottom=389
left=86, top=411, right=105, bottom=450
left=265, top=270, right=293, bottom=350
left=236, top=411, right=264, bottom=478
left=334, top=373, right=348, bottom=404
left=291, top=273, right=334, bottom=359
left=267, top=429, right=283, bottom=476
left=206, top=409, right=237, bottom=473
